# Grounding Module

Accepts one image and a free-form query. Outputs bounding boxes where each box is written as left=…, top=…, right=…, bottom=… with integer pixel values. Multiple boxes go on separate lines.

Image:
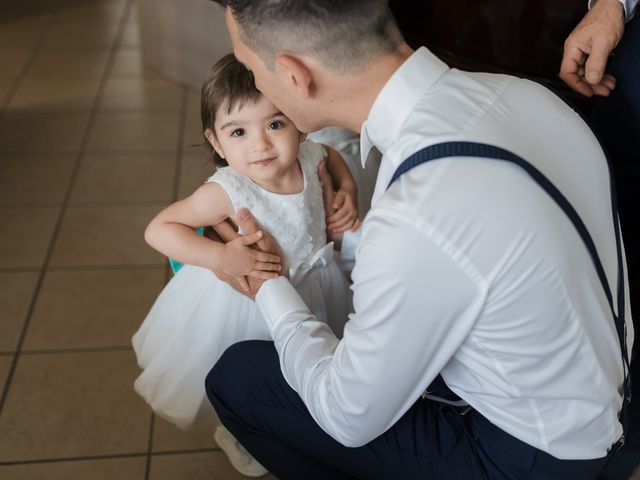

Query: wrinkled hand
left=213, top=209, right=284, bottom=299
left=560, top=0, right=625, bottom=97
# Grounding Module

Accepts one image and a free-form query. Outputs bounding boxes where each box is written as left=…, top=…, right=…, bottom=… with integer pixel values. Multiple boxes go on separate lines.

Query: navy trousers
left=206, top=340, right=610, bottom=480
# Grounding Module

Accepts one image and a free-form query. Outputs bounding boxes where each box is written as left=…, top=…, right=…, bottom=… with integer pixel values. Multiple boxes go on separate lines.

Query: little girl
left=132, top=54, right=358, bottom=476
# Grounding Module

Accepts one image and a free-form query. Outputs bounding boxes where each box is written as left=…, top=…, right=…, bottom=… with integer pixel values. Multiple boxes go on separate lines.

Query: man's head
left=214, top=0, right=403, bottom=74
left=214, top=0, right=405, bottom=132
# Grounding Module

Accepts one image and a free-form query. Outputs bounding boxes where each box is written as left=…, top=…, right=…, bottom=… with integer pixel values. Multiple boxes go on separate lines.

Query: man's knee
left=205, top=340, right=276, bottom=411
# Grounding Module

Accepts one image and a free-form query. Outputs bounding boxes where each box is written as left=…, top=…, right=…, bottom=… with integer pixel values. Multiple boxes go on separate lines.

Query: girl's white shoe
left=214, top=425, right=269, bottom=477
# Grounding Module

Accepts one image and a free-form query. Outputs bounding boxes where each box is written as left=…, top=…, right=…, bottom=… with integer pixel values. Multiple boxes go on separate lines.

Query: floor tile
left=0, top=16, right=50, bottom=48
left=111, top=48, right=148, bottom=77
left=0, top=111, right=90, bottom=152
left=152, top=417, right=216, bottom=453
left=0, top=272, right=39, bottom=352
left=8, top=75, right=102, bottom=110
left=52, top=0, right=127, bottom=24
left=0, top=77, right=15, bottom=107
left=24, top=267, right=165, bottom=350
left=0, top=207, right=59, bottom=268
left=87, top=111, right=180, bottom=152
left=178, top=153, right=216, bottom=199
left=70, top=154, right=175, bottom=203
left=49, top=204, right=166, bottom=267
left=42, top=19, right=120, bottom=48
left=0, top=350, right=150, bottom=462
left=0, top=154, right=75, bottom=204
left=148, top=451, right=277, bottom=480
left=121, top=19, right=141, bottom=47
left=27, top=48, right=110, bottom=79
left=0, top=47, right=34, bottom=82
left=0, top=356, right=13, bottom=392
left=183, top=111, right=204, bottom=153
left=99, top=75, right=183, bottom=111
left=0, top=456, right=146, bottom=480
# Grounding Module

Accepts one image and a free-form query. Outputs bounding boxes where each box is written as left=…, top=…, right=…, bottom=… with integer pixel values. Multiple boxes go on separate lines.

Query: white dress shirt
left=256, top=47, right=634, bottom=460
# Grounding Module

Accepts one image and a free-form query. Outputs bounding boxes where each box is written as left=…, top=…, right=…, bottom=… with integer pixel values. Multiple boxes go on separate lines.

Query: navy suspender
left=387, top=141, right=630, bottom=447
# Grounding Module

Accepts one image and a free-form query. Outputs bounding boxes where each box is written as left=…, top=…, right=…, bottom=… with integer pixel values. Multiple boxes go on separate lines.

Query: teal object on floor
left=169, top=228, right=204, bottom=274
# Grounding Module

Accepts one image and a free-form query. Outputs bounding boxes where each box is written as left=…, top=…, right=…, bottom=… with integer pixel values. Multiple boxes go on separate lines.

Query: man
left=207, top=1, right=634, bottom=478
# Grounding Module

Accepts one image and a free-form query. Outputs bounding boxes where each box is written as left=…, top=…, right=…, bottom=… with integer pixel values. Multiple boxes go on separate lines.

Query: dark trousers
left=206, top=340, right=609, bottom=480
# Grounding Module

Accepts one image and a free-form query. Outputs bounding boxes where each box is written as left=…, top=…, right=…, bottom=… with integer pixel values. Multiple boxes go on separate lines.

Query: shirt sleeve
left=589, top=0, right=638, bottom=21
left=256, top=212, right=484, bottom=447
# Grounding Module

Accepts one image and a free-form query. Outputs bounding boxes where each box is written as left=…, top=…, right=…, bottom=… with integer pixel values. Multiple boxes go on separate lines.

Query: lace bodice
left=207, top=141, right=327, bottom=268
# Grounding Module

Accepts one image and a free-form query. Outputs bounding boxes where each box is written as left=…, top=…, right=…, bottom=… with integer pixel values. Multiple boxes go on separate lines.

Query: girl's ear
left=275, top=54, right=313, bottom=98
left=205, top=128, right=225, bottom=159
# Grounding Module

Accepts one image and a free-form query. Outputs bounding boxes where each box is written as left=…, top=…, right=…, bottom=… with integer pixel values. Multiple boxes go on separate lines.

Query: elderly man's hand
left=212, top=209, right=284, bottom=299
left=560, top=0, right=625, bottom=97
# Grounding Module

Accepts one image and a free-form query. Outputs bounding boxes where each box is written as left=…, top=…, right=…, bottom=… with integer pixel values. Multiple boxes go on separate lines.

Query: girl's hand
left=222, top=231, right=281, bottom=279
left=327, top=188, right=360, bottom=233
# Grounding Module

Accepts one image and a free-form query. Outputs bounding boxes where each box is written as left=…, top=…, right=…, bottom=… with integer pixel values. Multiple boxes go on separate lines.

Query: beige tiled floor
left=0, top=1, right=273, bottom=478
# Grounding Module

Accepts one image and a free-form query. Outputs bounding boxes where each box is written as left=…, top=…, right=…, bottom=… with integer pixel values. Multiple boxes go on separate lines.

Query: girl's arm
left=322, top=146, right=360, bottom=233
left=144, top=182, right=280, bottom=278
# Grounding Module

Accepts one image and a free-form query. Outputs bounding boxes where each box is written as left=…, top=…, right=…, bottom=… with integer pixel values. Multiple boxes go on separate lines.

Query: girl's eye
left=269, top=120, right=284, bottom=130
left=230, top=128, right=245, bottom=137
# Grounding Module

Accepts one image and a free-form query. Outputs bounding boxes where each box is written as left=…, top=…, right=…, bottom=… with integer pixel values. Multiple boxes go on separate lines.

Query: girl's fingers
left=329, top=212, right=357, bottom=231
left=332, top=192, right=346, bottom=209
left=241, top=230, right=263, bottom=245
left=327, top=207, right=350, bottom=223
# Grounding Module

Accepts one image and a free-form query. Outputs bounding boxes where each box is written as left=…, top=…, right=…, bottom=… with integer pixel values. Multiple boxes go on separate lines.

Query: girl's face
left=208, top=95, right=303, bottom=185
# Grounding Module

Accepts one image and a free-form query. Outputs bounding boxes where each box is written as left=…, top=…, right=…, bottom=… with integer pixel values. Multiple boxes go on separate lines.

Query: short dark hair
left=213, top=0, right=403, bottom=73
left=200, top=53, right=261, bottom=167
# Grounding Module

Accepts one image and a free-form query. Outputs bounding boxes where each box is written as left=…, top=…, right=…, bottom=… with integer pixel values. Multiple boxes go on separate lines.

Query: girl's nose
left=253, top=132, right=271, bottom=152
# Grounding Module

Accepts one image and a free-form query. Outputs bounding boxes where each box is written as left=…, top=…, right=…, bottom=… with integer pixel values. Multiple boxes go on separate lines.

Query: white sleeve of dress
left=256, top=212, right=484, bottom=447
left=588, top=0, right=638, bottom=20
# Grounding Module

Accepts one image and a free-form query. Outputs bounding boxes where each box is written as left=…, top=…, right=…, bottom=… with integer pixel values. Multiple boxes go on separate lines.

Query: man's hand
left=213, top=209, right=284, bottom=299
left=560, top=0, right=625, bottom=97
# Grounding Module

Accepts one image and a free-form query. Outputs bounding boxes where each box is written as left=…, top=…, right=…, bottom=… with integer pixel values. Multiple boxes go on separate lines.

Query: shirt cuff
left=340, top=228, right=362, bottom=267
left=255, top=276, right=311, bottom=330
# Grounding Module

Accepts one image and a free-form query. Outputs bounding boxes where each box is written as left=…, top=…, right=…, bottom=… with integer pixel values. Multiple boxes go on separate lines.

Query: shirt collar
left=359, top=47, right=449, bottom=168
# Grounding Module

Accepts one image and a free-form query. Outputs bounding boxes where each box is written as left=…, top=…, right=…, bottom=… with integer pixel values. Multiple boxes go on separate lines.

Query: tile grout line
left=0, top=0, right=134, bottom=416
left=0, top=447, right=220, bottom=467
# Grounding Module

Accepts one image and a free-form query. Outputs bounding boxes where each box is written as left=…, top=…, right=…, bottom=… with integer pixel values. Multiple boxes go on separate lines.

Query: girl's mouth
left=253, top=157, right=275, bottom=166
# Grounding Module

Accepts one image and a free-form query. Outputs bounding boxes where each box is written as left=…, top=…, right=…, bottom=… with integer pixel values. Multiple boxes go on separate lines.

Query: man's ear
left=275, top=54, right=313, bottom=98
left=205, top=128, right=225, bottom=159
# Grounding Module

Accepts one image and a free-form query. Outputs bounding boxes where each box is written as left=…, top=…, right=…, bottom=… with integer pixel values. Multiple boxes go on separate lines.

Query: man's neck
left=324, top=43, right=414, bottom=133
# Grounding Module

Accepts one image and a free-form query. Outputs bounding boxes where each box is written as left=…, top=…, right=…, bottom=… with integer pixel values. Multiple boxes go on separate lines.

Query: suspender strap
left=387, top=141, right=631, bottom=444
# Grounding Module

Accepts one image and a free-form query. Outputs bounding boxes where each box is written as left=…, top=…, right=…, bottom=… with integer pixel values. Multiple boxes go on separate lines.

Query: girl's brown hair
left=200, top=53, right=262, bottom=167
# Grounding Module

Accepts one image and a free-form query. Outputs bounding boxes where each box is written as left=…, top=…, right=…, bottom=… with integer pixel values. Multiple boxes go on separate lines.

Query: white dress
left=132, top=141, right=353, bottom=431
